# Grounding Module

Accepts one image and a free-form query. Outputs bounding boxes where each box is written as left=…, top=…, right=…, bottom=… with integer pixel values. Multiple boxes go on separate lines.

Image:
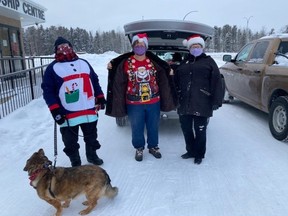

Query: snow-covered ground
left=1, top=52, right=288, bottom=216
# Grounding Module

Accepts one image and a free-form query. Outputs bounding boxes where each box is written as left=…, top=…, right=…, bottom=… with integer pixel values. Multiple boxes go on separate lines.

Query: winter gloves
left=95, top=97, right=107, bottom=111
left=50, top=108, right=65, bottom=125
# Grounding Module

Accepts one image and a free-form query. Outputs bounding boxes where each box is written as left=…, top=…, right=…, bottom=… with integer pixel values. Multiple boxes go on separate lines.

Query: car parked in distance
left=220, top=34, right=288, bottom=141
left=114, top=19, right=214, bottom=126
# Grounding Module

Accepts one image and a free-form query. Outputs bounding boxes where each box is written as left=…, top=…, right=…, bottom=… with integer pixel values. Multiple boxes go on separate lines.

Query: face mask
left=57, top=45, right=73, bottom=55
left=133, top=46, right=146, bottom=56
left=190, top=48, right=203, bottom=57
left=55, top=45, right=78, bottom=62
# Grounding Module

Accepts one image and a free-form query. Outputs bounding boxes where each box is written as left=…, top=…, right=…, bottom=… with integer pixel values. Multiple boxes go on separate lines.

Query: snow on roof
left=261, top=33, right=288, bottom=39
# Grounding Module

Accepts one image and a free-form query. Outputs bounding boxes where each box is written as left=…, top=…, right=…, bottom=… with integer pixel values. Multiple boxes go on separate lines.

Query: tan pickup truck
left=220, top=34, right=288, bottom=141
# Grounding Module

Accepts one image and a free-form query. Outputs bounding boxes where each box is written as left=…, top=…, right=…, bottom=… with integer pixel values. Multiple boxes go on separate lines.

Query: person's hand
left=212, top=105, right=219, bottom=111
left=96, top=97, right=107, bottom=110
left=50, top=108, right=65, bottom=125
left=107, top=62, right=112, bottom=70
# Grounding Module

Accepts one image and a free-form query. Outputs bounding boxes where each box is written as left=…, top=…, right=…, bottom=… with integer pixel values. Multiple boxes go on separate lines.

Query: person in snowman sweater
left=41, top=37, right=106, bottom=167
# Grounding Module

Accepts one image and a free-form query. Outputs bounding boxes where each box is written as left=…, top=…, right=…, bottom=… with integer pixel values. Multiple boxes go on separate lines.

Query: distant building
left=0, top=0, right=46, bottom=58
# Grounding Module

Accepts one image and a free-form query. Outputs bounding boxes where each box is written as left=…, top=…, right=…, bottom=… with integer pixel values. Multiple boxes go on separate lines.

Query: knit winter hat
left=182, top=35, right=205, bottom=49
left=131, top=33, right=148, bottom=47
left=54, top=37, right=72, bottom=53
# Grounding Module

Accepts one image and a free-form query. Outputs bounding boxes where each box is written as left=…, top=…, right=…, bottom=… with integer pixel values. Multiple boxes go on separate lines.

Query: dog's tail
left=103, top=170, right=118, bottom=198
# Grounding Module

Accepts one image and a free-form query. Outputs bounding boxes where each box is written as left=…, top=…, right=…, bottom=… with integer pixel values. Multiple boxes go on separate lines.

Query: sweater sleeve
left=209, top=57, right=224, bottom=107
left=41, top=62, right=61, bottom=111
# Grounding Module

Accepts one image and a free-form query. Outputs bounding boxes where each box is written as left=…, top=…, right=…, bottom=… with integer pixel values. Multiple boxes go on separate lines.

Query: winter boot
left=86, top=146, right=103, bottom=165
left=67, top=151, right=81, bottom=167
left=135, top=147, right=144, bottom=162
left=181, top=152, right=194, bottom=159
left=148, top=147, right=162, bottom=159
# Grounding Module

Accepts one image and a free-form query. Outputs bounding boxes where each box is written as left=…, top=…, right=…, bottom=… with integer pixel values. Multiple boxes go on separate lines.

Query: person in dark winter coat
left=106, top=33, right=177, bottom=162
left=41, top=36, right=106, bottom=167
left=174, top=35, right=223, bottom=165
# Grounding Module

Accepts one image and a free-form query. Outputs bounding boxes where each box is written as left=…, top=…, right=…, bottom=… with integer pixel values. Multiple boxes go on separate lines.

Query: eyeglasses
left=190, top=44, right=202, bottom=49
left=57, top=43, right=70, bottom=48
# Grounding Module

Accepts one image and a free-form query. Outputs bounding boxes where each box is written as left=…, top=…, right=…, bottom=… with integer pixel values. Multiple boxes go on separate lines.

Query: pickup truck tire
left=269, top=96, right=288, bottom=142
left=116, top=116, right=128, bottom=127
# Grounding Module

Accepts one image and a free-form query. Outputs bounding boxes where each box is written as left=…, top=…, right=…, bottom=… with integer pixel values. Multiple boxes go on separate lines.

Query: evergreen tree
left=23, top=23, right=286, bottom=56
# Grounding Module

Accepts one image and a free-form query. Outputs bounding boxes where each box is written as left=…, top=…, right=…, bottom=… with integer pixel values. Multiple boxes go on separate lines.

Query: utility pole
left=244, top=16, right=253, bottom=30
left=244, top=16, right=253, bottom=43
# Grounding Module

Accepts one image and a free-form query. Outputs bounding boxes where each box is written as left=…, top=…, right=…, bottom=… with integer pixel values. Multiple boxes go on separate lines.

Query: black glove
left=96, top=97, right=107, bottom=110
left=212, top=105, right=219, bottom=111
left=50, top=108, right=65, bottom=125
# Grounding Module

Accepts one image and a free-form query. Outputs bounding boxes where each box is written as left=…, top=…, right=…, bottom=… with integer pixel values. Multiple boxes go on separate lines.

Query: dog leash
left=53, top=121, right=58, bottom=168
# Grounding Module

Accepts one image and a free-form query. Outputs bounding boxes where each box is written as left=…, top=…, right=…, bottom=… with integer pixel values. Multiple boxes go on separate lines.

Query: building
left=0, top=0, right=46, bottom=58
left=0, top=0, right=46, bottom=74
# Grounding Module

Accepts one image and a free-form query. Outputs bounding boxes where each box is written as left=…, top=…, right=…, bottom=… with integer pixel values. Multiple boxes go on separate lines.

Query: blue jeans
left=127, top=102, right=160, bottom=149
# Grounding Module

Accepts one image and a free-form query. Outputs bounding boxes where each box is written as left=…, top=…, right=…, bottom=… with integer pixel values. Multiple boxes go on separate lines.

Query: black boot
left=181, top=152, right=194, bottom=159
left=67, top=151, right=81, bottom=167
left=86, top=146, right=103, bottom=165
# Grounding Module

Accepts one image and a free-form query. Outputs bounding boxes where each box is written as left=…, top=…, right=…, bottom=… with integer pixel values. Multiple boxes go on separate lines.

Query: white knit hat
left=131, top=33, right=148, bottom=47
left=183, top=35, right=205, bottom=49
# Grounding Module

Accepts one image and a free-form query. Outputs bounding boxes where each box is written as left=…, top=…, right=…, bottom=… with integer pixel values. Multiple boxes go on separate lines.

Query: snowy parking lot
left=1, top=53, right=288, bottom=216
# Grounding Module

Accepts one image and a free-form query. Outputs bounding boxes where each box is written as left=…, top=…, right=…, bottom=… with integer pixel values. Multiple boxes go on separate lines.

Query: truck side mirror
left=223, top=54, right=232, bottom=62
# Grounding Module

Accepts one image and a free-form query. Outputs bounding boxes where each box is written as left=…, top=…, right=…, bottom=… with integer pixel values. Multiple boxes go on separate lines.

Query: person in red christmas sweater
left=106, top=33, right=177, bottom=161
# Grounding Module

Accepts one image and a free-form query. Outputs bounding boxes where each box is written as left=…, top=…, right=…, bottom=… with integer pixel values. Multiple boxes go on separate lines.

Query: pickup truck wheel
left=116, top=116, right=128, bottom=127
left=269, top=96, right=288, bottom=141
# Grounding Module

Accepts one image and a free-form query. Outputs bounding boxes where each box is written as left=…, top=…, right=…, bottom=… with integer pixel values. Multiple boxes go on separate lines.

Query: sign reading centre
left=0, top=0, right=45, bottom=21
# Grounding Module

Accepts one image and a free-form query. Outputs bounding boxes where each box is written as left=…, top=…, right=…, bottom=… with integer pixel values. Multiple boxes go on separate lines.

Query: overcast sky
left=35, top=0, right=287, bottom=33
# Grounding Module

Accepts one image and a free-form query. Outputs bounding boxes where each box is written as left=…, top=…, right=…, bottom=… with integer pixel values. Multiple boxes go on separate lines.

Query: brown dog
left=23, top=148, right=118, bottom=216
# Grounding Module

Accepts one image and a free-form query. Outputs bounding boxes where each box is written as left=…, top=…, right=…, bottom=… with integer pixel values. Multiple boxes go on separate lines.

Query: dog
left=23, top=148, right=118, bottom=216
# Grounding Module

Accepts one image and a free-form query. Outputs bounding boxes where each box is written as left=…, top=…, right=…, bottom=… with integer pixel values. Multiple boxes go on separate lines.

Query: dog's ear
left=38, top=148, right=45, bottom=155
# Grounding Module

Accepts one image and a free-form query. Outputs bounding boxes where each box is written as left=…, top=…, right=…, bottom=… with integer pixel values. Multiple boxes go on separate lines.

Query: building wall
left=0, top=15, right=21, bottom=28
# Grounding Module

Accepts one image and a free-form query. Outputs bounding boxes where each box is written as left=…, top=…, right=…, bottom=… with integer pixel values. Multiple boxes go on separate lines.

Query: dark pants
left=179, top=115, right=208, bottom=159
left=60, top=121, right=100, bottom=156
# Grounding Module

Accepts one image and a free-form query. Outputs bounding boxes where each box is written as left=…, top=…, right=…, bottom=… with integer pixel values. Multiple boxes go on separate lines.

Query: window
left=10, top=29, right=21, bottom=56
left=0, top=27, right=10, bottom=57
left=249, top=41, right=269, bottom=63
left=277, top=41, right=288, bottom=55
left=0, top=26, right=22, bottom=57
left=236, top=43, right=254, bottom=62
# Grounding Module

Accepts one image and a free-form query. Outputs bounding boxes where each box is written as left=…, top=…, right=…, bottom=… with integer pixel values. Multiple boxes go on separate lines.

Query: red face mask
left=57, top=44, right=73, bottom=54
left=55, top=44, right=78, bottom=62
